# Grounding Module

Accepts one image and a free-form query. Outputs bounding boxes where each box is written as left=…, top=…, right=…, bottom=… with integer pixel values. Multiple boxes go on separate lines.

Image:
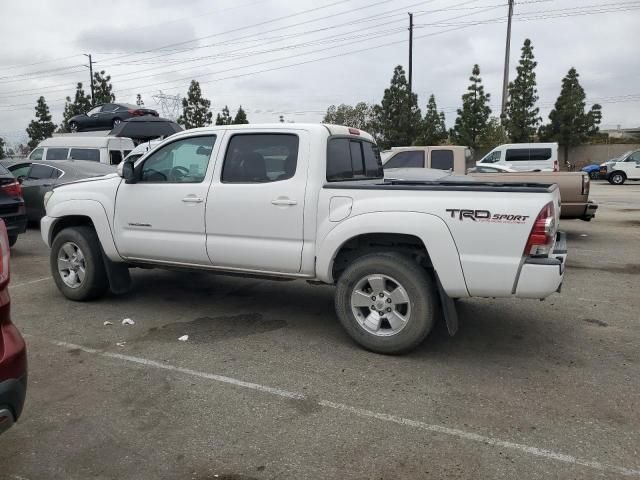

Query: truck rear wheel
left=50, top=226, right=109, bottom=301
left=335, top=252, right=437, bottom=354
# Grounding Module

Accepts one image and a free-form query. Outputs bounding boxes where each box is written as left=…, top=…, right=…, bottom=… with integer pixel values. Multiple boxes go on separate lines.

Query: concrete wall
left=559, top=144, right=640, bottom=168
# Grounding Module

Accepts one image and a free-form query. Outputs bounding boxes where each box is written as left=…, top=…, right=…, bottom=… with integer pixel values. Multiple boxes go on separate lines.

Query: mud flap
left=100, top=248, right=131, bottom=295
left=436, top=275, right=458, bottom=336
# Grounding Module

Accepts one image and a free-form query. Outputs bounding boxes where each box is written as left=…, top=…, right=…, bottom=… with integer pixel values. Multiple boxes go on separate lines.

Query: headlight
left=43, top=190, right=54, bottom=208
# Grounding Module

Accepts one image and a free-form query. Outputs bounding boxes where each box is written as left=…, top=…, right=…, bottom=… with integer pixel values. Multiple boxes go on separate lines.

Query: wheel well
left=612, top=170, right=626, bottom=177
left=331, top=233, right=431, bottom=282
left=50, top=216, right=95, bottom=244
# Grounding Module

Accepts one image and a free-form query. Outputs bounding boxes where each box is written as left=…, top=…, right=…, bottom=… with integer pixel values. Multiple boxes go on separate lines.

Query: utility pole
left=408, top=12, right=414, bottom=94
left=84, top=53, right=94, bottom=104
left=500, top=0, right=514, bottom=116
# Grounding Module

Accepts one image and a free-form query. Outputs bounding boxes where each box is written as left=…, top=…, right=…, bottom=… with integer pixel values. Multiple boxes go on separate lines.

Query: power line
left=0, top=1, right=635, bottom=112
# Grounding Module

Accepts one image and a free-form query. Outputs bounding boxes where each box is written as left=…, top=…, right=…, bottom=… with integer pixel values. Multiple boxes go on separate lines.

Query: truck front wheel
left=335, top=252, right=437, bottom=354
left=50, top=226, right=109, bottom=301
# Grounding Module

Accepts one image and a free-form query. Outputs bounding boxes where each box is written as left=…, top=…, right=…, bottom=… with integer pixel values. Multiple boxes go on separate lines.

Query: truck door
left=206, top=130, right=306, bottom=273
left=113, top=135, right=217, bottom=265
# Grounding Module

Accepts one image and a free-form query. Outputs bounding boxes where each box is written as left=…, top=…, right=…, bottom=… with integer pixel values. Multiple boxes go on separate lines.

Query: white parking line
left=47, top=338, right=640, bottom=477
left=10, top=277, right=51, bottom=288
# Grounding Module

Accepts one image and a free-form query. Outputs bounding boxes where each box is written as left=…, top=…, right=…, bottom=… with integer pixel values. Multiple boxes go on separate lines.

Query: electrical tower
left=152, top=91, right=182, bottom=120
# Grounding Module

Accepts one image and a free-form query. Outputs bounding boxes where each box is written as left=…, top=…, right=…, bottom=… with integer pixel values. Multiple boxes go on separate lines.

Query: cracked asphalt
left=1, top=181, right=639, bottom=480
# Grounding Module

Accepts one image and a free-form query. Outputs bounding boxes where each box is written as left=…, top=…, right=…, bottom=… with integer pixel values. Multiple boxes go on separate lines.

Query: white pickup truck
left=41, top=124, right=567, bottom=354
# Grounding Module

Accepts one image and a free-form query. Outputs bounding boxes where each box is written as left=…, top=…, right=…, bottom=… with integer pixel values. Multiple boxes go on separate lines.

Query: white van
left=27, top=135, right=135, bottom=166
left=477, top=143, right=558, bottom=172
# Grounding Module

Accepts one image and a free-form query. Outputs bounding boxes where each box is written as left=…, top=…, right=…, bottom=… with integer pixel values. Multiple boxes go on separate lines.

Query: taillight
left=127, top=109, right=143, bottom=116
left=553, top=160, right=559, bottom=172
left=348, top=127, right=360, bottom=135
left=0, top=220, right=10, bottom=289
left=0, top=181, right=22, bottom=198
left=582, top=173, right=590, bottom=195
left=524, top=202, right=556, bottom=257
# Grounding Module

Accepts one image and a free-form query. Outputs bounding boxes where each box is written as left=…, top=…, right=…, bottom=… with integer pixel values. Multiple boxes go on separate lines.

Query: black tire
left=335, top=252, right=437, bottom=354
left=8, top=235, right=17, bottom=247
left=589, top=171, right=599, bottom=180
left=69, top=121, right=79, bottom=132
left=609, top=172, right=626, bottom=185
left=50, top=226, right=109, bottom=301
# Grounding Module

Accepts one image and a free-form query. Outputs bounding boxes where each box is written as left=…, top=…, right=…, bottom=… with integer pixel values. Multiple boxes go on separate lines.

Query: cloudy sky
left=0, top=0, right=638, bottom=145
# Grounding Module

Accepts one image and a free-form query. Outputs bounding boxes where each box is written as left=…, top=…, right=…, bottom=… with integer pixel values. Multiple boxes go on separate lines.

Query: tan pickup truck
left=383, top=146, right=597, bottom=221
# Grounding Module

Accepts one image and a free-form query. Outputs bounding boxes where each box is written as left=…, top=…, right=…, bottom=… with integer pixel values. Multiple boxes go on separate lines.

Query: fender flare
left=316, top=211, right=469, bottom=298
left=45, top=199, right=122, bottom=261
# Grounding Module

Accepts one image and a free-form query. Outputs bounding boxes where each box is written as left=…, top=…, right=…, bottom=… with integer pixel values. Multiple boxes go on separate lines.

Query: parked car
left=476, top=142, right=559, bottom=172
left=41, top=124, right=567, bottom=354
left=18, top=135, right=135, bottom=166
left=581, top=164, right=601, bottom=179
left=5, top=160, right=115, bottom=222
left=385, top=146, right=597, bottom=221
left=0, top=164, right=27, bottom=246
left=383, top=145, right=475, bottom=171
left=69, top=103, right=158, bottom=132
left=599, top=149, right=640, bottom=185
left=0, top=219, right=27, bottom=435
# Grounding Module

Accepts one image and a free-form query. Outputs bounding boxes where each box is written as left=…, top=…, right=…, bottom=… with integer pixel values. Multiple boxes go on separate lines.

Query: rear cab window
left=327, top=137, right=382, bottom=181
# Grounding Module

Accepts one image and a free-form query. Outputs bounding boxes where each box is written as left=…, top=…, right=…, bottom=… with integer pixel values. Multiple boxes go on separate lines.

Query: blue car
left=581, top=164, right=601, bottom=179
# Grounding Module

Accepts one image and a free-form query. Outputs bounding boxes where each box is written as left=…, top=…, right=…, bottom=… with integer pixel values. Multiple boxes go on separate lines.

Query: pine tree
left=178, top=80, right=213, bottom=129
left=503, top=39, right=540, bottom=142
left=92, top=70, right=116, bottom=105
left=538, top=68, right=602, bottom=166
left=451, top=64, right=492, bottom=149
left=60, top=82, right=92, bottom=132
left=26, top=96, right=56, bottom=149
left=215, top=105, right=232, bottom=125
left=232, top=105, right=249, bottom=124
left=373, top=65, right=422, bottom=149
left=136, top=94, right=144, bottom=106
left=415, top=94, right=447, bottom=145
left=0, top=137, right=5, bottom=160
left=479, top=117, right=509, bottom=148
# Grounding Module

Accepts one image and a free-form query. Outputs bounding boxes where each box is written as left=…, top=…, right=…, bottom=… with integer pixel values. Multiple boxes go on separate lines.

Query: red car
left=0, top=219, right=27, bottom=434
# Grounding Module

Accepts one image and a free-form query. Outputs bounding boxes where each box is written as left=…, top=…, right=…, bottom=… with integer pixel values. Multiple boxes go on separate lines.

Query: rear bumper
left=1, top=210, right=27, bottom=237
left=560, top=201, right=598, bottom=220
left=514, top=232, right=567, bottom=299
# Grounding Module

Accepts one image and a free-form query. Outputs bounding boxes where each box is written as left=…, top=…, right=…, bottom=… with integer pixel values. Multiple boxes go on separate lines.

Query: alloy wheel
left=57, top=242, right=86, bottom=288
left=350, top=274, right=412, bottom=336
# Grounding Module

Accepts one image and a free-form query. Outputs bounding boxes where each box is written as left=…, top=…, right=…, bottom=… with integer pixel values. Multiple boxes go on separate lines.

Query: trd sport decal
left=446, top=209, right=530, bottom=223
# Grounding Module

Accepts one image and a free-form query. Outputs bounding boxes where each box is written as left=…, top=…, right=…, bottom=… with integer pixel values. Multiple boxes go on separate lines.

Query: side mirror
left=121, top=161, right=136, bottom=183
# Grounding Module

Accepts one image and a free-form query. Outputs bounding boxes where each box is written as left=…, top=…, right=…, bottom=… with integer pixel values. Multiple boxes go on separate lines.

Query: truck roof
left=171, top=123, right=375, bottom=142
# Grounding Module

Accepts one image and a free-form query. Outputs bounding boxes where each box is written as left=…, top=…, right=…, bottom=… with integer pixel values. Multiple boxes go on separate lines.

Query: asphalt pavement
left=1, top=181, right=639, bottom=480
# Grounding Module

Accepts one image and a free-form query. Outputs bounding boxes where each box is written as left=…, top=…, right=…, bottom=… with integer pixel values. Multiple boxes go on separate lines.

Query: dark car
left=6, top=160, right=115, bottom=221
left=0, top=164, right=27, bottom=247
left=0, top=219, right=27, bottom=435
left=69, top=103, right=158, bottom=132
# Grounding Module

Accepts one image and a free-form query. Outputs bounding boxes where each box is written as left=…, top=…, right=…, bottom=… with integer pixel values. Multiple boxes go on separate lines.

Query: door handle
left=182, top=196, right=203, bottom=203
left=271, top=198, right=297, bottom=206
